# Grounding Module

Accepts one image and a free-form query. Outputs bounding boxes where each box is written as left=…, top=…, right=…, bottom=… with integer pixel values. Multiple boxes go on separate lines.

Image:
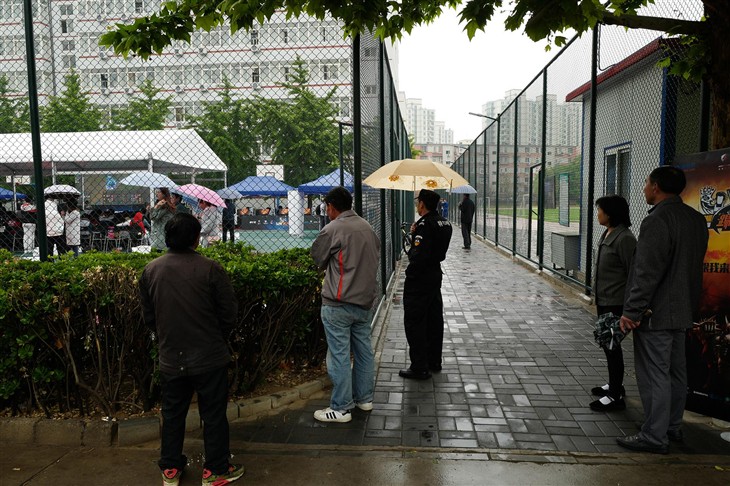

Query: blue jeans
left=321, top=304, right=375, bottom=411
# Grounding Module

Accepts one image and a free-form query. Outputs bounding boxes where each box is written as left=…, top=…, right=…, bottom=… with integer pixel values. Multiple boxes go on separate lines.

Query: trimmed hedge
left=0, top=244, right=325, bottom=417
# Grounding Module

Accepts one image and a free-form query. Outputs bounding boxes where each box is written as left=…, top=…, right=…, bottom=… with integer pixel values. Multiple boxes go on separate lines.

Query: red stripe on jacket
left=337, top=250, right=344, bottom=300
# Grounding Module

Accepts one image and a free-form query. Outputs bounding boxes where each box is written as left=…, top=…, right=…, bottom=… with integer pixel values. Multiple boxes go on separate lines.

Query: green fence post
left=512, top=98, right=518, bottom=256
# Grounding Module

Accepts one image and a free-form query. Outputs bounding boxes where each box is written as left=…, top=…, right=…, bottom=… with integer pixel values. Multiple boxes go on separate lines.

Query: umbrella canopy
left=44, top=184, right=80, bottom=196
left=216, top=187, right=243, bottom=199
left=448, top=184, right=477, bottom=194
left=175, top=183, right=226, bottom=208
left=297, top=169, right=353, bottom=195
left=119, top=171, right=178, bottom=189
left=226, top=176, right=294, bottom=197
left=0, top=187, right=26, bottom=200
left=363, top=159, right=468, bottom=191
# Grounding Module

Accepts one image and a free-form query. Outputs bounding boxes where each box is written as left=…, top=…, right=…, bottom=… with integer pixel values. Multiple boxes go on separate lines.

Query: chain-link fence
left=0, top=4, right=407, bottom=295
left=451, top=0, right=705, bottom=293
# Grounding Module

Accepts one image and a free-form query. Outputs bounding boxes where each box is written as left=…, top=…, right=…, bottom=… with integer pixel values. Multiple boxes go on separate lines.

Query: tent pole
left=12, top=175, right=17, bottom=209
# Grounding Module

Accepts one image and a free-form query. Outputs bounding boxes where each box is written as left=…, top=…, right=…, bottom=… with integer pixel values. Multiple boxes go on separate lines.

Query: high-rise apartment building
left=401, top=95, right=452, bottom=144
left=0, top=2, right=396, bottom=129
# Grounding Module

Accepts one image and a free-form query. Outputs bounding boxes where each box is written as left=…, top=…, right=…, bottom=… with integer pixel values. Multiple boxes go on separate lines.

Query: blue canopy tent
left=226, top=176, right=294, bottom=197
left=0, top=187, right=27, bottom=200
left=297, top=169, right=354, bottom=194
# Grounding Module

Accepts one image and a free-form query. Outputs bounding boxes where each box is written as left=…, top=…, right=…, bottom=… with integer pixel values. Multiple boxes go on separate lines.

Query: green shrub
left=0, top=246, right=325, bottom=416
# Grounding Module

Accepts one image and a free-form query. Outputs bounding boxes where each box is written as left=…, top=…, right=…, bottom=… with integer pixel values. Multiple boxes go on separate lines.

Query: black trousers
left=597, top=304, right=625, bottom=398
left=403, top=277, right=444, bottom=372
left=461, top=223, right=472, bottom=248
left=47, top=235, right=67, bottom=256
left=222, top=223, right=235, bottom=242
left=159, top=366, right=230, bottom=474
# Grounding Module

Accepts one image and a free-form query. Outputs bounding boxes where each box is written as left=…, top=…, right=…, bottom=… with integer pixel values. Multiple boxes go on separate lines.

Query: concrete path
left=3, top=234, right=730, bottom=485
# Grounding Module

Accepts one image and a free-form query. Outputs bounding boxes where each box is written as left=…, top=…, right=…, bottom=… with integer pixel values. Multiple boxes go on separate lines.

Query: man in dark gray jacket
left=617, top=166, right=708, bottom=454
left=310, top=186, right=380, bottom=423
left=139, top=213, right=243, bottom=486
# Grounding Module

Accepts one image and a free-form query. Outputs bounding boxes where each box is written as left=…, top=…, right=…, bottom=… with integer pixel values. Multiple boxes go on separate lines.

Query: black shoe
left=591, top=384, right=610, bottom=397
left=429, top=364, right=442, bottom=372
left=462, top=246, right=470, bottom=249
left=399, top=368, right=432, bottom=380
left=616, top=434, right=668, bottom=454
left=667, top=429, right=684, bottom=442
left=589, top=396, right=626, bottom=412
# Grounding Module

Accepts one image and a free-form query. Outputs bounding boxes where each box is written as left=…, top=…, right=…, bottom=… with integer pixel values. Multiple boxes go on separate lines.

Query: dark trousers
left=461, top=223, right=472, bottom=248
left=222, top=223, right=235, bottom=243
left=634, top=327, right=687, bottom=447
left=597, top=305, right=625, bottom=398
left=403, top=277, right=444, bottom=372
left=159, top=366, right=230, bottom=474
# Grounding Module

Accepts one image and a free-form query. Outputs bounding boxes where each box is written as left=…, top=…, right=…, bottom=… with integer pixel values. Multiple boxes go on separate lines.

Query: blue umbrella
left=298, top=169, right=354, bottom=195
left=448, top=184, right=477, bottom=194
left=226, top=176, right=294, bottom=197
left=0, top=187, right=27, bottom=200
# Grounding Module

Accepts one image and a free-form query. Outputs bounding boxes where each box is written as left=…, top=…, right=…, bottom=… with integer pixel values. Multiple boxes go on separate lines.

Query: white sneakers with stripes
left=314, top=407, right=352, bottom=423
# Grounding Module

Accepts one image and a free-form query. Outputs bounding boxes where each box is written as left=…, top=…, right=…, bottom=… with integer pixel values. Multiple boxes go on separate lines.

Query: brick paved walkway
left=225, top=234, right=730, bottom=456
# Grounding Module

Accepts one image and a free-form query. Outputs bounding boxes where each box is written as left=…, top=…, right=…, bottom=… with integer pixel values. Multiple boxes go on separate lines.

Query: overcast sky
left=397, top=8, right=557, bottom=143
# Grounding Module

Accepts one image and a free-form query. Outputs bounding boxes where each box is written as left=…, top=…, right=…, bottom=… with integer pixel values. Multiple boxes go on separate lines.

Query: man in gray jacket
left=310, top=186, right=380, bottom=423
left=617, top=166, right=708, bottom=454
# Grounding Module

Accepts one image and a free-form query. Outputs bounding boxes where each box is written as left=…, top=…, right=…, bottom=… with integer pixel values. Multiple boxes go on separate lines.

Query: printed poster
left=676, top=149, right=730, bottom=421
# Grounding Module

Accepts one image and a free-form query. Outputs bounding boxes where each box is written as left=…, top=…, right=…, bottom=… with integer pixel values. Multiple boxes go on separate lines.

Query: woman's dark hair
left=648, top=166, right=686, bottom=195
left=165, top=213, right=201, bottom=250
left=595, top=195, right=631, bottom=228
left=324, top=186, right=353, bottom=212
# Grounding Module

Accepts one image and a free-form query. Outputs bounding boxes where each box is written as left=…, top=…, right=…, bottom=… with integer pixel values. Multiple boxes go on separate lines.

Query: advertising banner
left=676, top=149, right=730, bottom=421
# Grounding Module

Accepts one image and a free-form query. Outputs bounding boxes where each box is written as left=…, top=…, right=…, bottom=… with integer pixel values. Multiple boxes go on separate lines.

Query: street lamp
left=335, top=120, right=353, bottom=187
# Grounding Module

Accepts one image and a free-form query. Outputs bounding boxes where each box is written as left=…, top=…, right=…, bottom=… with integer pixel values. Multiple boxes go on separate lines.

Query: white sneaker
left=355, top=402, right=373, bottom=411
left=314, top=407, right=352, bottom=423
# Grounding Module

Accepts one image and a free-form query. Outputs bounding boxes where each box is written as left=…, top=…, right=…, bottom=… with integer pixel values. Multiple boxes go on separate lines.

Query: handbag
left=593, top=312, right=627, bottom=350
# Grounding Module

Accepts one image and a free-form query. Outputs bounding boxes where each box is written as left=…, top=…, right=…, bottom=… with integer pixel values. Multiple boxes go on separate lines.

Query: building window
left=61, top=55, right=76, bottom=69
left=100, top=73, right=109, bottom=89
left=282, top=29, right=288, bottom=44
left=60, top=19, right=73, bottom=33
left=252, top=67, right=260, bottom=83
left=59, top=4, right=73, bottom=16
left=175, top=107, right=185, bottom=123
left=135, top=0, right=144, bottom=13
left=250, top=30, right=259, bottom=46
left=61, top=40, right=75, bottom=51
left=283, top=67, right=290, bottom=82
left=605, top=146, right=631, bottom=199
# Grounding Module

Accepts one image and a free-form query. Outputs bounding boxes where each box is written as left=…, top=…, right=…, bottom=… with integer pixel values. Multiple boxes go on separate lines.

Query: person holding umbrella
left=198, top=199, right=221, bottom=248
left=61, top=199, right=81, bottom=257
left=150, top=188, right=175, bottom=250
left=458, top=194, right=475, bottom=249
left=44, top=195, right=66, bottom=256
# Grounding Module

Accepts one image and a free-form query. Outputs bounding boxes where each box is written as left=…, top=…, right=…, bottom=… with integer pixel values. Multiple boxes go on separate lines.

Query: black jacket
left=406, top=211, right=452, bottom=281
left=139, top=249, right=238, bottom=376
left=459, top=197, right=475, bottom=224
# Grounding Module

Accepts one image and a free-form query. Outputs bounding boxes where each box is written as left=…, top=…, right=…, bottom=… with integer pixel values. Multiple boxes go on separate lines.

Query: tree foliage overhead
left=109, top=79, right=172, bottom=130
left=100, top=0, right=730, bottom=149
left=40, top=71, right=103, bottom=133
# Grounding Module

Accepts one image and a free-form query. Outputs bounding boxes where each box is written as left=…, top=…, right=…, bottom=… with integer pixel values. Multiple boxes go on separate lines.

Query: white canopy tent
left=0, top=129, right=227, bottom=177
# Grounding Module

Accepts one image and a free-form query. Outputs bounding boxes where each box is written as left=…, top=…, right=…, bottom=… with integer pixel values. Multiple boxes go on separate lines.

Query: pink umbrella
left=175, top=183, right=226, bottom=208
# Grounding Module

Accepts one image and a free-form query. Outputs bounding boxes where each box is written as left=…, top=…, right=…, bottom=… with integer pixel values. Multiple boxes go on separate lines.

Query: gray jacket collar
left=601, top=224, right=629, bottom=246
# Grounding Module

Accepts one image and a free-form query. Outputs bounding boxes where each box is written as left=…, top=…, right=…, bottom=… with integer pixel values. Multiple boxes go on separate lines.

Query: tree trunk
left=705, top=0, right=730, bottom=150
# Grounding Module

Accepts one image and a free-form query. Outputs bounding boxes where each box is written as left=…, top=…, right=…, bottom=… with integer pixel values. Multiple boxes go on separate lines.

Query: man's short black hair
left=649, top=166, right=686, bottom=195
left=417, top=189, right=440, bottom=211
left=165, top=213, right=201, bottom=250
left=595, top=194, right=632, bottom=228
left=324, top=186, right=352, bottom=212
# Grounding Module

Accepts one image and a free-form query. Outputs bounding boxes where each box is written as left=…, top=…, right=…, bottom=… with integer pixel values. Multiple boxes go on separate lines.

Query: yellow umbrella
left=363, top=158, right=469, bottom=191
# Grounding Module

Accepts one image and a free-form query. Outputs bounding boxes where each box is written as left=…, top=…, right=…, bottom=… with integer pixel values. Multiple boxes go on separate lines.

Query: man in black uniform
left=458, top=193, right=475, bottom=249
left=399, top=189, right=453, bottom=380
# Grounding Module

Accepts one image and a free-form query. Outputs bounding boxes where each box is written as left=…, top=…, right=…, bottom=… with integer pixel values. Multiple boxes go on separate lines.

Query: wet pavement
left=3, top=233, right=730, bottom=485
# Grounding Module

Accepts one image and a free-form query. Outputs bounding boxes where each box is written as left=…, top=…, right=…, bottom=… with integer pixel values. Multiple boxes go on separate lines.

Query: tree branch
left=601, top=12, right=705, bottom=36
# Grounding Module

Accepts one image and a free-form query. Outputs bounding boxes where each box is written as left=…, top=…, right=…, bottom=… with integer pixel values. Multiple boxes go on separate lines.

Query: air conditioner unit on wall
left=198, top=47, right=207, bottom=55
left=175, top=85, right=184, bottom=94
left=199, top=84, right=207, bottom=92
left=126, top=87, right=134, bottom=95
left=251, top=44, right=260, bottom=52
left=99, top=50, right=106, bottom=59
left=101, top=88, right=109, bottom=95
left=174, top=47, right=182, bottom=56
left=252, top=82, right=260, bottom=90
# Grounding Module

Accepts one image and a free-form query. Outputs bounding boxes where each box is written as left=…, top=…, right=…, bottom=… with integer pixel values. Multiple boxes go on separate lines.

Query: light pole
left=335, top=120, right=353, bottom=187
